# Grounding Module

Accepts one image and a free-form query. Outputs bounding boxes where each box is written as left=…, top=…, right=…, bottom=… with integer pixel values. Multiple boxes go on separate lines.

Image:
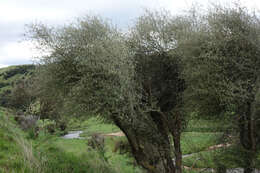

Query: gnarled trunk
left=113, top=116, right=176, bottom=173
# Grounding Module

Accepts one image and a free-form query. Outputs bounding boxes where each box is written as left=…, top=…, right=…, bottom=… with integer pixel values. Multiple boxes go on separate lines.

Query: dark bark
left=238, top=102, right=257, bottom=173
left=113, top=116, right=176, bottom=173
left=153, top=110, right=183, bottom=173
left=172, top=112, right=182, bottom=173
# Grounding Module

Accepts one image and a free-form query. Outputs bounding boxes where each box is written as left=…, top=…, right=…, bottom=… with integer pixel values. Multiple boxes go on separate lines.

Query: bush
left=113, top=138, right=131, bottom=155
left=9, top=80, right=33, bottom=110
left=36, top=119, right=56, bottom=134
left=27, top=127, right=39, bottom=139
left=0, top=90, right=11, bottom=107
left=0, top=82, right=8, bottom=88
left=57, top=121, right=67, bottom=131
left=15, top=114, right=38, bottom=130
left=88, top=133, right=105, bottom=151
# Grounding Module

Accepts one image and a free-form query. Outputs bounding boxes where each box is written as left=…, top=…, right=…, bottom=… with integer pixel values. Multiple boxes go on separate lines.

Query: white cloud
left=0, top=3, right=71, bottom=23
left=0, top=64, right=9, bottom=68
left=0, top=41, right=40, bottom=65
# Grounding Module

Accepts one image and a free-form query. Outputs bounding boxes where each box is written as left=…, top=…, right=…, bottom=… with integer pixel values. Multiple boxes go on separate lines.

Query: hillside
left=0, top=107, right=39, bottom=172
left=0, top=65, right=35, bottom=107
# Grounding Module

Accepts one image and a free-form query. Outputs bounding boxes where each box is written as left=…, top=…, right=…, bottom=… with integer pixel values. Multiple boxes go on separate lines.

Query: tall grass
left=0, top=108, right=122, bottom=173
left=0, top=108, right=42, bottom=173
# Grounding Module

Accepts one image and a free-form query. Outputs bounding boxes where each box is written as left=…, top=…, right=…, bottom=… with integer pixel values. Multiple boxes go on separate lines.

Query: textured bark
left=113, top=116, right=176, bottom=173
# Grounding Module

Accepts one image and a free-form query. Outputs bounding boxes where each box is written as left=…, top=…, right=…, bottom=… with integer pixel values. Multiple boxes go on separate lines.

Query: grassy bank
left=2, top=106, right=258, bottom=172
left=0, top=107, right=40, bottom=173
left=0, top=108, right=127, bottom=173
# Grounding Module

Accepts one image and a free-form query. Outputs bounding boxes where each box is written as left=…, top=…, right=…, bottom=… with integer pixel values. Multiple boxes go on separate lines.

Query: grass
left=0, top=107, right=41, bottom=173
left=68, top=117, right=224, bottom=172
left=33, top=135, right=118, bottom=173
left=0, top=107, right=135, bottom=173
left=33, top=134, right=142, bottom=173
left=67, top=117, right=120, bottom=137
left=183, top=149, right=222, bottom=168
left=182, top=144, right=260, bottom=169
left=105, top=137, right=142, bottom=173
left=182, top=118, right=260, bottom=169
left=63, top=117, right=143, bottom=172
left=184, top=119, right=230, bottom=132
left=1, top=105, right=258, bottom=172
left=181, top=132, right=222, bottom=155
left=68, top=116, right=224, bottom=171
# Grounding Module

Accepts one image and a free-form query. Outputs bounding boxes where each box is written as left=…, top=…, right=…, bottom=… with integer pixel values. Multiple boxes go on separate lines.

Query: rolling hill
left=0, top=65, right=35, bottom=107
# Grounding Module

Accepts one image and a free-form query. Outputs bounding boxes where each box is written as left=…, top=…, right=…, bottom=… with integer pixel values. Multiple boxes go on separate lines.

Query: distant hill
left=0, top=65, right=35, bottom=107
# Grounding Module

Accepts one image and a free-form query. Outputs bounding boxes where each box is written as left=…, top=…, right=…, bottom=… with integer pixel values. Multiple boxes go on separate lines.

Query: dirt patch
left=103, top=131, right=125, bottom=137
left=207, top=143, right=231, bottom=150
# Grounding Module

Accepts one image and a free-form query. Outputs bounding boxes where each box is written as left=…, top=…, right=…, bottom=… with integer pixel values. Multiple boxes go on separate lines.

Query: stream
left=62, top=130, right=83, bottom=139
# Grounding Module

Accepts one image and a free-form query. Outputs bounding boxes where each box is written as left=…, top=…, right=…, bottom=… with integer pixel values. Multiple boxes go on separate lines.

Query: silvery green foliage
left=183, top=5, right=260, bottom=117
left=28, top=16, right=137, bottom=122
left=182, top=4, right=260, bottom=170
left=28, top=13, right=187, bottom=172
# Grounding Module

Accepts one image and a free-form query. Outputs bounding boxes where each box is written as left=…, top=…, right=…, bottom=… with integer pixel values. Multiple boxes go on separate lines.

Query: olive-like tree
left=28, top=13, right=188, bottom=173
left=127, top=11, right=189, bottom=173
left=182, top=5, right=260, bottom=172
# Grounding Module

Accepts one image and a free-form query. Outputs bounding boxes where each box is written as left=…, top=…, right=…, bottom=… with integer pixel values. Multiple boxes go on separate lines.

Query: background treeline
left=0, top=65, right=35, bottom=108
left=1, top=3, right=259, bottom=173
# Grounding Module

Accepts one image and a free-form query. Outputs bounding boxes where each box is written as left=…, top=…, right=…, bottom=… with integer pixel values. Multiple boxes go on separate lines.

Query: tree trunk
left=172, top=112, right=182, bottom=173
left=113, top=116, right=176, bottom=173
left=173, top=131, right=182, bottom=173
left=238, top=102, right=256, bottom=173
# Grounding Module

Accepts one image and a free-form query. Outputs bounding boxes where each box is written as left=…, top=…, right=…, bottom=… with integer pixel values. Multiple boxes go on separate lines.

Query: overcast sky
left=0, top=0, right=259, bottom=68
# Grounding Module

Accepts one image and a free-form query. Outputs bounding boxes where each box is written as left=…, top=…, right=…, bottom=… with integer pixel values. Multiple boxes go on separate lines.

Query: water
left=62, top=131, right=83, bottom=139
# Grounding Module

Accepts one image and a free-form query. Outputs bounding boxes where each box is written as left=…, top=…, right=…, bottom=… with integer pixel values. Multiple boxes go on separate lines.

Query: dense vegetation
left=0, top=65, right=35, bottom=108
left=0, top=2, right=260, bottom=173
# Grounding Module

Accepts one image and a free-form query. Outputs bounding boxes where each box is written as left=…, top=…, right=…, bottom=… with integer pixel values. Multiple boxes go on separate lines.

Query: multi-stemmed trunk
left=113, top=116, right=176, bottom=173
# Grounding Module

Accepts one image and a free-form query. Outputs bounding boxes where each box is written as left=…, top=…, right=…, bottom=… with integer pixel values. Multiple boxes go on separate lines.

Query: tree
left=182, top=4, right=260, bottom=172
left=127, top=10, right=188, bottom=173
left=28, top=12, right=189, bottom=172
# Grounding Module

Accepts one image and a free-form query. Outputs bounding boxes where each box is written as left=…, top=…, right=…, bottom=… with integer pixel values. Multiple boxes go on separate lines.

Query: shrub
left=15, top=114, right=38, bottom=130
left=113, top=138, right=131, bottom=155
left=88, top=133, right=105, bottom=151
left=36, top=119, right=56, bottom=134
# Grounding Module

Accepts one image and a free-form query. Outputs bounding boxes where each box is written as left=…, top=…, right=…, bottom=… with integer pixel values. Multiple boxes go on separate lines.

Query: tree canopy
left=27, top=4, right=260, bottom=173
